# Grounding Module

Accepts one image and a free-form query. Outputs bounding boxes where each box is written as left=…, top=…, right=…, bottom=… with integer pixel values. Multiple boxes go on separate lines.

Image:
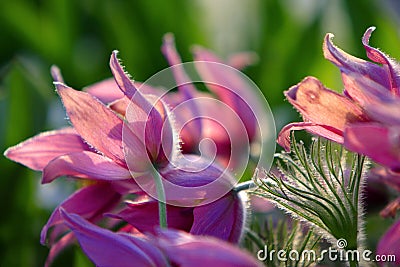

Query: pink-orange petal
left=285, top=76, right=367, bottom=131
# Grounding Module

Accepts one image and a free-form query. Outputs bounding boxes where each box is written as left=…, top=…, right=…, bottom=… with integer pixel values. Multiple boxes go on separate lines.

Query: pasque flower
left=61, top=210, right=261, bottom=267
left=278, top=26, right=400, bottom=265
left=4, top=50, right=246, bottom=264
left=277, top=27, right=400, bottom=172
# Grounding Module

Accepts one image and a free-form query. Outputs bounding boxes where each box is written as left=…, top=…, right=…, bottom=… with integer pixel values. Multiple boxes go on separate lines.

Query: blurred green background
left=1, top=0, right=399, bottom=266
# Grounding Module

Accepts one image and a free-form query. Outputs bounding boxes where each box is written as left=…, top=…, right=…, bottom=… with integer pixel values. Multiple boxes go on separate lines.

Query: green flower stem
left=151, top=168, right=168, bottom=228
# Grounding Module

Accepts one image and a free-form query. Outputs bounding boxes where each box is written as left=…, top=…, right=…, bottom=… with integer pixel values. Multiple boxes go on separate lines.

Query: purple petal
left=362, top=27, right=400, bottom=96
left=55, top=83, right=126, bottom=166
left=340, top=71, right=392, bottom=108
left=344, top=123, right=400, bottom=170
left=155, top=229, right=262, bottom=267
left=4, top=127, right=89, bottom=171
left=191, top=193, right=244, bottom=242
left=61, top=210, right=167, bottom=267
left=277, top=122, right=344, bottom=152
left=42, top=151, right=131, bottom=184
left=41, top=183, right=121, bottom=245
left=323, top=31, right=390, bottom=92
left=377, top=219, right=400, bottom=265
left=84, top=78, right=124, bottom=103
left=363, top=97, right=400, bottom=125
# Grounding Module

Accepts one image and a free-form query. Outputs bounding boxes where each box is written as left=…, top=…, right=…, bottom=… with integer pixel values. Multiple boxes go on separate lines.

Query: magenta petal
left=344, top=124, right=400, bottom=169
left=155, top=229, right=262, bottom=267
left=61, top=210, right=166, bottom=267
left=56, top=83, right=126, bottom=166
left=110, top=52, right=169, bottom=161
left=42, top=151, right=131, bottom=184
left=109, top=51, right=153, bottom=109
left=41, top=183, right=120, bottom=245
left=44, top=232, right=75, bottom=267
left=84, top=78, right=124, bottom=103
left=277, top=122, right=344, bottom=152
left=111, top=199, right=193, bottom=233
left=377, top=219, right=400, bottom=265
left=4, top=127, right=89, bottom=171
left=191, top=193, right=244, bottom=242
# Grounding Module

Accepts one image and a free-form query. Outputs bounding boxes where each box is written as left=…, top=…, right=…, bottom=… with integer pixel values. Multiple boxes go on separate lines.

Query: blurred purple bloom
left=62, top=210, right=261, bottom=267
left=377, top=219, right=400, bottom=266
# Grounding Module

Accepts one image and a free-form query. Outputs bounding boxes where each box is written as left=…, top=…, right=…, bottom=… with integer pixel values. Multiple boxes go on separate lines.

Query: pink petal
left=84, top=78, right=124, bottom=103
left=377, top=219, right=400, bottom=265
left=161, top=34, right=202, bottom=139
left=4, top=128, right=89, bottom=171
left=110, top=51, right=170, bottom=161
left=55, top=82, right=126, bottom=166
left=42, top=151, right=131, bottom=184
left=193, top=47, right=258, bottom=140
left=155, top=229, right=262, bottom=267
left=226, top=51, right=258, bottom=70
left=61, top=210, right=166, bottom=267
left=41, top=183, right=121, bottom=245
left=362, top=27, right=400, bottom=96
left=344, top=123, right=400, bottom=169
left=191, top=193, right=244, bottom=242
left=285, top=76, right=368, bottom=131
left=277, top=122, right=344, bottom=152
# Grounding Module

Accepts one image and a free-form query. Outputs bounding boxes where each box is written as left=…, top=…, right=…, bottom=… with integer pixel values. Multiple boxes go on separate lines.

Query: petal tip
left=51, top=65, right=64, bottom=83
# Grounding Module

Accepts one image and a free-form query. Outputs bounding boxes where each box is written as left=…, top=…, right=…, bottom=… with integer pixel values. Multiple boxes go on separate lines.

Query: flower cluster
left=4, top=36, right=266, bottom=266
left=278, top=27, right=400, bottom=264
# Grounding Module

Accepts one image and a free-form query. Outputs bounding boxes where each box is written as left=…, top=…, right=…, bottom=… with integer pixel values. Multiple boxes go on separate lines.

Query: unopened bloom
left=61, top=210, right=261, bottom=267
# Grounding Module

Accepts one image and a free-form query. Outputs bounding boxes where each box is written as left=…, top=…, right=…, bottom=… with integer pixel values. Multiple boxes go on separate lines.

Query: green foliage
left=253, top=136, right=370, bottom=266
left=243, top=214, right=321, bottom=267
